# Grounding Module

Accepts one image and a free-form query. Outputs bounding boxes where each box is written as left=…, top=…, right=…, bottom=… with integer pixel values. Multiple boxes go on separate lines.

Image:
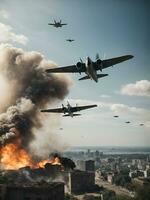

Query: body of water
left=67, top=146, right=150, bottom=155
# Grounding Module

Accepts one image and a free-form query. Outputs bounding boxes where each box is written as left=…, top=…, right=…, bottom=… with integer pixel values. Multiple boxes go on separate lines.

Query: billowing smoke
left=0, top=43, right=72, bottom=157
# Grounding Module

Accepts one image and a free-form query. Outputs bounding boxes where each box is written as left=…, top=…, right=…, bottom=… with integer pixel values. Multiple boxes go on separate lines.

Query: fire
left=0, top=138, right=61, bottom=170
left=0, top=138, right=34, bottom=170
left=36, top=157, right=61, bottom=168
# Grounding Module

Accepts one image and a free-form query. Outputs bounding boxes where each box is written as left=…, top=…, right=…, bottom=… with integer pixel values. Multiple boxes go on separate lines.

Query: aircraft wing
left=71, top=104, right=97, bottom=112
left=41, top=108, right=63, bottom=113
left=61, top=23, right=67, bottom=25
left=101, top=55, right=133, bottom=69
left=48, top=23, right=55, bottom=25
left=46, top=64, right=86, bottom=73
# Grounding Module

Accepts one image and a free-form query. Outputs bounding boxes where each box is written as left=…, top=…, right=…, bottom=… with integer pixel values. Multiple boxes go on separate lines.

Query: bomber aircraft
left=46, top=54, right=133, bottom=82
left=113, top=115, right=119, bottom=118
left=41, top=102, right=97, bottom=117
left=125, top=121, right=131, bottom=124
left=139, top=123, right=144, bottom=126
left=48, top=19, right=67, bottom=28
left=66, top=39, right=75, bottom=42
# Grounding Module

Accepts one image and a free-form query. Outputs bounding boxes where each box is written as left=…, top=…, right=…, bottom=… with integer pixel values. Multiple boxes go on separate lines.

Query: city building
left=144, top=169, right=150, bottom=178
left=76, top=160, right=95, bottom=172
left=107, top=173, right=114, bottom=184
left=68, top=170, right=96, bottom=194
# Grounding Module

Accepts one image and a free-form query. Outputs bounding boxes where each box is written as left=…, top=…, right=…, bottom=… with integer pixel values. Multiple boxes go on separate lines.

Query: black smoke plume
left=0, top=43, right=72, bottom=153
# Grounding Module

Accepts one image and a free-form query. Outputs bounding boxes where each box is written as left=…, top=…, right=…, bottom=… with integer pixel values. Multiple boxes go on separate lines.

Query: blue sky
left=0, top=0, right=150, bottom=147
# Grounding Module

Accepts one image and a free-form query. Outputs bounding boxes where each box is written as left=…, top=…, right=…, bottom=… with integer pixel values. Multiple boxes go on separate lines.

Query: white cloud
left=121, top=80, right=150, bottom=97
left=0, top=23, right=28, bottom=45
left=0, top=10, right=9, bottom=19
left=145, top=121, right=150, bottom=128
left=110, top=103, right=147, bottom=115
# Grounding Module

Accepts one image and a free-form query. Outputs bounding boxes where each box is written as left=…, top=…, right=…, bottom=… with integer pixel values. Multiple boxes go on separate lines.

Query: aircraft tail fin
left=63, top=113, right=81, bottom=117
left=79, top=74, right=108, bottom=81
left=79, top=76, right=91, bottom=81
left=97, top=74, right=108, bottom=78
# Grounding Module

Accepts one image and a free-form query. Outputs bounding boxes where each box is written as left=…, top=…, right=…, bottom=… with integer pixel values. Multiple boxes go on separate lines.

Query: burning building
left=0, top=153, right=76, bottom=200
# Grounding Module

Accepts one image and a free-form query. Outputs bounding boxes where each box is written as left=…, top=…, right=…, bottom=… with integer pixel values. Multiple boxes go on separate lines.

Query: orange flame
left=36, top=157, right=61, bottom=168
left=0, top=138, right=61, bottom=170
left=0, top=139, right=34, bottom=170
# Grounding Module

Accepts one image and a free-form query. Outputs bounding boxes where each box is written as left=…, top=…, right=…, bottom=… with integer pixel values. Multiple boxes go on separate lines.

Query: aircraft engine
left=96, top=59, right=103, bottom=71
left=76, top=62, right=82, bottom=74
left=62, top=104, right=66, bottom=114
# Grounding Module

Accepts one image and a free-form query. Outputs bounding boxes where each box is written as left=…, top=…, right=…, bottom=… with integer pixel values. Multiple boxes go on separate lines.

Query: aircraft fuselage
left=54, top=23, right=62, bottom=27
left=62, top=104, right=74, bottom=117
left=67, top=104, right=73, bottom=117
left=85, top=57, right=98, bottom=82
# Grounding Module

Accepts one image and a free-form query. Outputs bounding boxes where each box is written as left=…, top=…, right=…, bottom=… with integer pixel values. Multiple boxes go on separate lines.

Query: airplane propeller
left=96, top=52, right=106, bottom=60
left=96, top=53, right=100, bottom=60
left=67, top=101, right=70, bottom=107
left=80, top=58, right=83, bottom=63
